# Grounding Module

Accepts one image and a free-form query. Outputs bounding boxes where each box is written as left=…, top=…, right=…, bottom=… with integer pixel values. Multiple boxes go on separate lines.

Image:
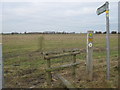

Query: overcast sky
left=1, top=2, right=118, bottom=33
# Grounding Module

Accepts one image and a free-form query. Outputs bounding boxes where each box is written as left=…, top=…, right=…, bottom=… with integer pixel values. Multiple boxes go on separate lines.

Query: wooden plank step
left=56, top=73, right=77, bottom=90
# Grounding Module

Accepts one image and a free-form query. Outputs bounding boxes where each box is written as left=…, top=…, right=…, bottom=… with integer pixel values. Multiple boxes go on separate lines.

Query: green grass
left=3, top=34, right=118, bottom=88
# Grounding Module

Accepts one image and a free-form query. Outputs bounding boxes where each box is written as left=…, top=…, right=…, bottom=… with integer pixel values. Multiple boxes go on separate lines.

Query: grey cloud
left=2, top=2, right=118, bottom=33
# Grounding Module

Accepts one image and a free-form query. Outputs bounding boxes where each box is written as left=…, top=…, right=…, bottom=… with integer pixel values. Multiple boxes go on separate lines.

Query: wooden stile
left=44, top=49, right=81, bottom=87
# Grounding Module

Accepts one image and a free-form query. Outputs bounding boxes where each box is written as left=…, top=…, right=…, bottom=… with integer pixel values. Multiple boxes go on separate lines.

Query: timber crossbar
left=46, top=62, right=80, bottom=72
left=44, top=51, right=80, bottom=60
left=43, top=48, right=81, bottom=56
left=44, top=49, right=81, bottom=87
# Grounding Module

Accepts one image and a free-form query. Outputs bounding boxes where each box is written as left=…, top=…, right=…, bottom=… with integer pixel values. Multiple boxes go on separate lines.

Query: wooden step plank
left=56, top=73, right=77, bottom=90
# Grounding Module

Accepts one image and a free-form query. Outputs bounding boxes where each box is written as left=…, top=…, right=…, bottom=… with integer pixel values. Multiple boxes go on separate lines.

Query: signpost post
left=86, top=31, right=93, bottom=81
left=97, top=2, right=110, bottom=80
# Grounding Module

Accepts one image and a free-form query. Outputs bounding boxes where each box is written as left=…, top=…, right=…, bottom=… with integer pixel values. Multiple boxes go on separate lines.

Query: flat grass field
left=3, top=34, right=118, bottom=88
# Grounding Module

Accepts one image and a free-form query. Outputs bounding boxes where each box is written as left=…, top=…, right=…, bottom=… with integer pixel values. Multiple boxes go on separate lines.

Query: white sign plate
left=97, top=2, right=108, bottom=15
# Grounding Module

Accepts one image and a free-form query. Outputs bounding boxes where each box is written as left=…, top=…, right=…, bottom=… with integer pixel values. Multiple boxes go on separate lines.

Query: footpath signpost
left=97, top=2, right=110, bottom=80
left=86, top=31, right=93, bottom=81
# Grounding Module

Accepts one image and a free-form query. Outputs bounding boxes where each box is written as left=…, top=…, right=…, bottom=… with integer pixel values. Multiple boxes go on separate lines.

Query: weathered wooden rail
left=43, top=48, right=81, bottom=88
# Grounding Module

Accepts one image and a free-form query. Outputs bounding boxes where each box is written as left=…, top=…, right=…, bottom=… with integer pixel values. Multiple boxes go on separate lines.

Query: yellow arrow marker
left=89, top=33, right=93, bottom=37
left=106, top=10, right=109, bottom=14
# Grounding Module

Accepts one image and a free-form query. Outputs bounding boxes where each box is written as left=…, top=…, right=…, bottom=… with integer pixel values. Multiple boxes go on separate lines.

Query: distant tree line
left=95, top=31, right=118, bottom=34
left=26, top=31, right=75, bottom=34
left=1, top=31, right=119, bottom=35
left=2, top=31, right=76, bottom=35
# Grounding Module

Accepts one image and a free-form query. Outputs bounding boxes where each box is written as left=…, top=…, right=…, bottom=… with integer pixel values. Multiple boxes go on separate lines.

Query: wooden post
left=86, top=31, right=93, bottom=81
left=0, top=43, right=3, bottom=89
left=72, top=54, right=76, bottom=77
left=46, top=59, right=52, bottom=86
